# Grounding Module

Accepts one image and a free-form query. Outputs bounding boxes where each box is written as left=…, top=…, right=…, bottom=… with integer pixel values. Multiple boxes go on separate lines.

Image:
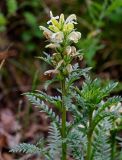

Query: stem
left=61, top=79, right=67, bottom=160
left=111, top=130, right=116, bottom=160
left=86, top=111, right=93, bottom=160
left=87, top=133, right=92, bottom=160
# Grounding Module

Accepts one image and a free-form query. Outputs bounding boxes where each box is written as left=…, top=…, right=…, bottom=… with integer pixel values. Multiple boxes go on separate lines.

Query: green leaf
left=0, top=13, right=7, bottom=26
left=24, top=12, right=37, bottom=26
left=107, top=0, right=122, bottom=12
left=28, top=90, right=62, bottom=109
left=10, top=143, right=40, bottom=154
left=47, top=123, right=61, bottom=158
left=6, top=0, right=18, bottom=15
left=93, top=120, right=111, bottom=160
left=44, top=78, right=58, bottom=90
left=24, top=92, right=60, bottom=123
left=37, top=52, right=53, bottom=66
left=21, top=31, right=32, bottom=42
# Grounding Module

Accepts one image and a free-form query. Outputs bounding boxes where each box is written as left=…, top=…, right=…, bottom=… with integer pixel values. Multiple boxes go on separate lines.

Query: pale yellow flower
left=63, top=23, right=74, bottom=33
left=65, top=46, right=72, bottom=55
left=51, top=31, right=64, bottom=43
left=65, top=46, right=77, bottom=56
left=48, top=25, right=60, bottom=32
left=70, top=46, right=77, bottom=56
left=68, top=31, right=81, bottom=43
left=59, top=14, right=65, bottom=26
left=39, top=26, right=53, bottom=39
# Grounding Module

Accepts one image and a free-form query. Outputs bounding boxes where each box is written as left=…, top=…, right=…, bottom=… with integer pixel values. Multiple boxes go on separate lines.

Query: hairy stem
left=61, top=79, right=67, bottom=160
left=86, top=111, right=93, bottom=160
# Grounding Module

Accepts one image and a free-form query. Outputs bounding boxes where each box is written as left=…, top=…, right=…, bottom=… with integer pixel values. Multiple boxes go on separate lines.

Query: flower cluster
left=40, top=11, right=82, bottom=76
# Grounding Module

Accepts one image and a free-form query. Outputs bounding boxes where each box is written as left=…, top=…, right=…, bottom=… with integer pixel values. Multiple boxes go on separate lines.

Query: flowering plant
left=11, top=12, right=122, bottom=160
left=40, top=11, right=82, bottom=77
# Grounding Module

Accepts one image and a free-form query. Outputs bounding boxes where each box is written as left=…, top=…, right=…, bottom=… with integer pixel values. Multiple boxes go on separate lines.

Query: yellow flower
left=51, top=18, right=60, bottom=28
left=59, top=14, right=64, bottom=26
left=48, top=25, right=60, bottom=32
left=63, top=23, right=74, bottom=33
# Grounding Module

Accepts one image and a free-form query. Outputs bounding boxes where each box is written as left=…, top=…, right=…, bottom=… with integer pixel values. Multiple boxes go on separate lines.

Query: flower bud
left=48, top=25, right=60, bottom=32
left=63, top=23, right=74, bottom=33
left=71, top=46, right=76, bottom=56
left=51, top=18, right=60, bottom=28
left=44, top=69, right=59, bottom=75
left=66, top=64, right=73, bottom=73
left=59, top=14, right=64, bottom=26
left=65, top=46, right=72, bottom=55
left=46, top=43, right=60, bottom=48
left=65, top=46, right=77, bottom=57
left=52, top=53, right=62, bottom=62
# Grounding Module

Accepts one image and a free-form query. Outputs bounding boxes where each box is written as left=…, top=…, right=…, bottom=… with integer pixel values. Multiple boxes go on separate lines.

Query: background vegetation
left=0, top=0, right=122, bottom=159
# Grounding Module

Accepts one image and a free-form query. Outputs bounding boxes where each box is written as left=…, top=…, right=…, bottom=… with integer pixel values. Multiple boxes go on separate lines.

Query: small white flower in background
left=110, top=102, right=122, bottom=112
left=68, top=31, right=81, bottom=43
left=78, top=124, right=85, bottom=129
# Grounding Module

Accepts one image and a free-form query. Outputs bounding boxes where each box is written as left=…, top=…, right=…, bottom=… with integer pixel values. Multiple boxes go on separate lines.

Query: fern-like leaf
left=10, top=143, right=41, bottom=154
left=25, top=93, right=60, bottom=124
left=47, top=123, right=62, bottom=159
left=92, top=119, right=112, bottom=160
